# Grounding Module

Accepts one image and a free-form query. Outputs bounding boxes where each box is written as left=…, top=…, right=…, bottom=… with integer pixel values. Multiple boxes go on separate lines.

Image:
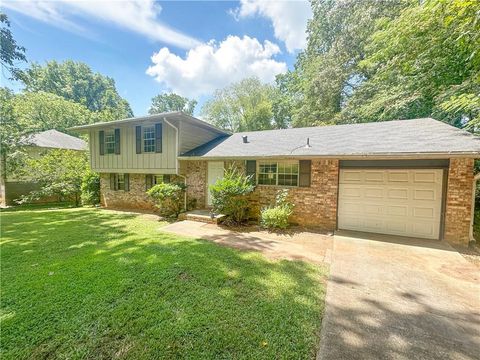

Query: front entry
left=207, top=161, right=224, bottom=206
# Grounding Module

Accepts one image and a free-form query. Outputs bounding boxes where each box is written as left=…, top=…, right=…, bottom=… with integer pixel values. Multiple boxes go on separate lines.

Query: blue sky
left=3, top=1, right=311, bottom=116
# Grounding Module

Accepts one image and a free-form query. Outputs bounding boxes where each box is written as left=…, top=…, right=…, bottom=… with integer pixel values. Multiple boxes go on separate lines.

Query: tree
left=148, top=93, right=197, bottom=115
left=276, top=0, right=413, bottom=127
left=10, top=91, right=98, bottom=132
left=0, top=13, right=27, bottom=81
left=342, top=0, right=480, bottom=128
left=20, top=60, right=133, bottom=119
left=19, top=149, right=88, bottom=206
left=202, top=77, right=278, bottom=132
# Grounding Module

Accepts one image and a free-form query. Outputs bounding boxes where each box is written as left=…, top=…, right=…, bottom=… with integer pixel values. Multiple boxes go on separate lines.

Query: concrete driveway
left=318, top=231, right=480, bottom=360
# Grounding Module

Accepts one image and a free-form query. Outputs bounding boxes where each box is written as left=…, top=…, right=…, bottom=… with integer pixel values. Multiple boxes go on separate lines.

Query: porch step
left=182, top=209, right=226, bottom=224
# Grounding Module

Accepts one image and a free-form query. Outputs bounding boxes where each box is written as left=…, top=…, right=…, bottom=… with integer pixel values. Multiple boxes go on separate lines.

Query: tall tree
left=277, top=0, right=413, bottom=127
left=342, top=0, right=480, bottom=128
left=149, top=93, right=197, bottom=115
left=21, top=60, right=133, bottom=119
left=202, top=77, right=279, bottom=132
left=0, top=12, right=27, bottom=80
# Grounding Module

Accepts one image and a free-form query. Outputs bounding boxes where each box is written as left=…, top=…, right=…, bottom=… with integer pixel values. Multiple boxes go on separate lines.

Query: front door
left=207, top=161, right=224, bottom=206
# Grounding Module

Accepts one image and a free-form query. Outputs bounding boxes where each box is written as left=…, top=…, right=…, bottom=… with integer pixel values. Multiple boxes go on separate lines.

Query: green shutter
left=99, top=130, right=105, bottom=155
left=110, top=173, right=115, bottom=190
left=124, top=173, right=130, bottom=192
left=299, top=160, right=311, bottom=187
left=163, top=174, right=171, bottom=183
left=114, top=128, right=120, bottom=154
left=145, top=174, right=153, bottom=190
left=246, top=160, right=256, bottom=185
left=135, top=126, right=142, bottom=154
left=155, top=123, right=163, bottom=153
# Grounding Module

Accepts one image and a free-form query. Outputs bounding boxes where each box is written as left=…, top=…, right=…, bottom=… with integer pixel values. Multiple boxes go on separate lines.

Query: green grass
left=1, top=207, right=327, bottom=359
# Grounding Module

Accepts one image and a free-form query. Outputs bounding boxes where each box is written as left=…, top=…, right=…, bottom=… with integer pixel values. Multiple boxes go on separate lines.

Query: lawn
left=0, top=206, right=327, bottom=359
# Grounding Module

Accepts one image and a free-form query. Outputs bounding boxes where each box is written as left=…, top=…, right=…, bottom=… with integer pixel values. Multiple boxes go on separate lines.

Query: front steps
left=180, top=209, right=226, bottom=224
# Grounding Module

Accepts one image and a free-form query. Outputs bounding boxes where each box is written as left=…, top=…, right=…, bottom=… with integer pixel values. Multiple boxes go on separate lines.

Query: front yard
left=1, top=206, right=327, bottom=359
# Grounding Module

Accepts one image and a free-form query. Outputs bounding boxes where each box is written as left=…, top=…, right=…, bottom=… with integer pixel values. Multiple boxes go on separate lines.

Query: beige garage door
left=338, top=169, right=444, bottom=239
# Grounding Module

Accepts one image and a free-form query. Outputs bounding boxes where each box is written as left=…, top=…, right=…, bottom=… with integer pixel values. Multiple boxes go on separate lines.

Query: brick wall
left=100, top=173, right=182, bottom=210
left=225, top=159, right=339, bottom=230
left=179, top=160, right=207, bottom=209
left=444, top=158, right=474, bottom=245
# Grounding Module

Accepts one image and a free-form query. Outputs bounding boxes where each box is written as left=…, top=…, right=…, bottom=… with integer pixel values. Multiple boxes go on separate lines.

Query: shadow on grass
left=1, top=208, right=327, bottom=359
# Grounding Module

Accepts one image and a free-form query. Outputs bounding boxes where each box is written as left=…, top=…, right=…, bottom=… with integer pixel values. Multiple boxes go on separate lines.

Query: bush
left=261, top=189, right=294, bottom=229
left=147, top=182, right=186, bottom=218
left=210, top=167, right=254, bottom=224
left=81, top=171, right=100, bottom=205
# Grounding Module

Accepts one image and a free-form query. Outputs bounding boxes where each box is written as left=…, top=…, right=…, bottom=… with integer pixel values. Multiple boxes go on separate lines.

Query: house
left=70, top=113, right=480, bottom=246
left=0, top=129, right=87, bottom=206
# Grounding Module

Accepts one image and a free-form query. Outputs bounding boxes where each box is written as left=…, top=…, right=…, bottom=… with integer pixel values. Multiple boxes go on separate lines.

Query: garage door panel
left=338, top=169, right=443, bottom=240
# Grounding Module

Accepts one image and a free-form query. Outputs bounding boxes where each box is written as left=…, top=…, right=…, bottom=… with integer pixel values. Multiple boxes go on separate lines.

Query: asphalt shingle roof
left=181, top=118, right=480, bottom=158
left=23, top=130, right=87, bottom=151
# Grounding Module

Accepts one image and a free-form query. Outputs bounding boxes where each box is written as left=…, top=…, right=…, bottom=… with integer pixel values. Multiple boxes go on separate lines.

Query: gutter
left=470, top=172, right=480, bottom=242
left=163, top=117, right=187, bottom=212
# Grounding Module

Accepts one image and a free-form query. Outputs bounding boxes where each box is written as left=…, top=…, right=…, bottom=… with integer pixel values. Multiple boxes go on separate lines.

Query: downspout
left=469, top=172, right=480, bottom=242
left=163, top=117, right=187, bottom=211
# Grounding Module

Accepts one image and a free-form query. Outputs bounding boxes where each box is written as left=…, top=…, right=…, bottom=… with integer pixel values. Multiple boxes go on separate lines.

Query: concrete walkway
left=161, top=220, right=333, bottom=264
left=318, top=231, right=480, bottom=360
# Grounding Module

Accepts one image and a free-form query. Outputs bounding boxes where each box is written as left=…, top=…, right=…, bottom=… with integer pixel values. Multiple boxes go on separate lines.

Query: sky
left=2, top=0, right=312, bottom=117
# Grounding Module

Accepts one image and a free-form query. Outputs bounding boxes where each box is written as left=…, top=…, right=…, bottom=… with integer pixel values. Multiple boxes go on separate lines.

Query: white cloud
left=146, top=35, right=287, bottom=98
left=233, top=0, right=312, bottom=53
left=3, top=0, right=200, bottom=49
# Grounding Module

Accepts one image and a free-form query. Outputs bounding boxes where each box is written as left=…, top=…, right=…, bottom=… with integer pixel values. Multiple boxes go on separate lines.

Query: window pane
left=154, top=175, right=163, bottom=184
left=143, top=126, right=155, bottom=153
left=105, top=131, right=115, bottom=154
left=116, top=174, right=125, bottom=190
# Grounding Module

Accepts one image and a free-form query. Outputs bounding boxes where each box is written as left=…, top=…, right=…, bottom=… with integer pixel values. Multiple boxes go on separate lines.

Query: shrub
left=147, top=182, right=186, bottom=218
left=81, top=171, right=100, bottom=205
left=209, top=167, right=254, bottom=224
left=261, top=189, right=294, bottom=229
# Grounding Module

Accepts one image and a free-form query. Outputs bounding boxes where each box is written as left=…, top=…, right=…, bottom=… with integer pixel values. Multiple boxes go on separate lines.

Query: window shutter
left=124, top=173, right=130, bottom=192
left=145, top=174, right=153, bottom=190
left=299, top=160, right=311, bottom=187
left=99, top=130, right=105, bottom=155
left=155, top=123, right=163, bottom=153
left=246, top=160, right=256, bottom=185
left=135, top=126, right=142, bottom=154
left=163, top=174, right=171, bottom=183
left=110, top=173, right=115, bottom=190
left=114, top=128, right=120, bottom=154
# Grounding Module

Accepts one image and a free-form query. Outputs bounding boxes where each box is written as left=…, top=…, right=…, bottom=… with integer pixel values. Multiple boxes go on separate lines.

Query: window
left=154, top=175, right=164, bottom=185
left=143, top=126, right=155, bottom=153
left=258, top=161, right=299, bottom=186
left=105, top=131, right=115, bottom=154
left=116, top=174, right=125, bottom=191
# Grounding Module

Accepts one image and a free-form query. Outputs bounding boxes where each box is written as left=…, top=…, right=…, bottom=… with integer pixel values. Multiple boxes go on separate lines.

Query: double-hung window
left=143, top=126, right=155, bottom=153
left=116, top=174, right=125, bottom=191
left=258, top=161, right=299, bottom=186
left=105, top=131, right=115, bottom=154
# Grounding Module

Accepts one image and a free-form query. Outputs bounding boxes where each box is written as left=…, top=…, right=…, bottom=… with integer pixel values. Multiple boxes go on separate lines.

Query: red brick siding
left=444, top=158, right=474, bottom=245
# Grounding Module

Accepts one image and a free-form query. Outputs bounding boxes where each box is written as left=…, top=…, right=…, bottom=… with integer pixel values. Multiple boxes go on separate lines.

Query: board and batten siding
left=89, top=120, right=177, bottom=174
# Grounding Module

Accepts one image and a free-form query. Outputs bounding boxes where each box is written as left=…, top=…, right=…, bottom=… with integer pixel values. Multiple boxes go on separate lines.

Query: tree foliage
left=0, top=13, right=27, bottom=81
left=343, top=0, right=480, bottom=128
left=149, top=93, right=197, bottom=115
left=202, top=77, right=282, bottom=132
left=21, top=60, right=133, bottom=119
left=277, top=0, right=413, bottom=127
left=19, top=149, right=89, bottom=206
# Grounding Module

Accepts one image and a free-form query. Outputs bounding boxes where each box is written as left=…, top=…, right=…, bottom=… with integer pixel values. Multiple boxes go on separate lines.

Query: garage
left=338, top=165, right=445, bottom=240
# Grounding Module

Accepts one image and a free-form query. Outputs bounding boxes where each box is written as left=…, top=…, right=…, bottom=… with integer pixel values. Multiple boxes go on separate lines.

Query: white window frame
left=143, top=126, right=155, bottom=153
left=257, top=160, right=299, bottom=187
left=116, top=174, right=125, bottom=191
left=105, top=130, right=115, bottom=154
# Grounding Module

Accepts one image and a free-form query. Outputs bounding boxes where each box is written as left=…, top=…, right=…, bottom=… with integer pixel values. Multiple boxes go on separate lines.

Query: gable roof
left=180, top=118, right=480, bottom=159
left=68, top=111, right=229, bottom=136
left=22, top=130, right=87, bottom=151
